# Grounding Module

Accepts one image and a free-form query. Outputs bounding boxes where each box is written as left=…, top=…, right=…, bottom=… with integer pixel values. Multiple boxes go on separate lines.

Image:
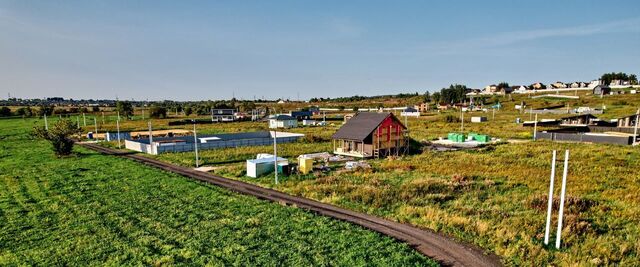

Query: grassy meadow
left=92, top=91, right=640, bottom=266
left=0, top=118, right=436, bottom=266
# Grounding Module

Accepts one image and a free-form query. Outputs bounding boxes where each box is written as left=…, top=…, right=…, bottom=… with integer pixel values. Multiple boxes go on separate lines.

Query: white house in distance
left=269, top=114, right=298, bottom=129
left=400, top=107, right=420, bottom=117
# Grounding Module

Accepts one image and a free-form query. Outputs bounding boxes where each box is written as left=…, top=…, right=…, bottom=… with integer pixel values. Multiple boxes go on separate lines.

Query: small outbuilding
left=269, top=115, right=298, bottom=129
left=560, top=114, right=598, bottom=126
left=400, top=107, right=420, bottom=117
left=593, top=85, right=611, bottom=96
left=246, top=155, right=288, bottom=178
left=616, top=113, right=639, bottom=128
left=471, top=116, right=487, bottom=123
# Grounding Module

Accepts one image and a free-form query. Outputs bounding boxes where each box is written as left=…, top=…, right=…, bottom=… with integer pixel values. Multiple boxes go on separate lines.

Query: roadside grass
left=17, top=91, right=640, bottom=265
left=137, top=93, right=640, bottom=265
left=0, top=118, right=437, bottom=266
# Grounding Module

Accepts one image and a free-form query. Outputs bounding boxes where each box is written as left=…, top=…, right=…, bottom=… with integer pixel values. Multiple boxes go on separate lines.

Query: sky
left=1, top=1, right=639, bottom=101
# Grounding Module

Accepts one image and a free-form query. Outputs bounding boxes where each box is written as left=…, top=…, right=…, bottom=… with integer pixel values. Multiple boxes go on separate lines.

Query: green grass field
left=108, top=92, right=640, bottom=266
left=0, top=118, right=437, bottom=266
left=9, top=91, right=640, bottom=265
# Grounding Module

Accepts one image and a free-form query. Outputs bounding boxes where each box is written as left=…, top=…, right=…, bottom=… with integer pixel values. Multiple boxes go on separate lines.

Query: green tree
left=600, top=72, right=631, bottom=85
left=16, top=107, right=33, bottom=117
left=439, top=84, right=468, bottom=104
left=184, top=106, right=193, bottom=116
left=32, top=119, right=82, bottom=156
left=149, top=106, right=167, bottom=119
left=432, top=92, right=442, bottom=103
left=0, top=106, right=11, bottom=116
left=497, top=82, right=510, bottom=89
left=423, top=91, right=431, bottom=103
left=116, top=101, right=134, bottom=119
left=37, top=104, right=54, bottom=116
left=630, top=74, right=638, bottom=85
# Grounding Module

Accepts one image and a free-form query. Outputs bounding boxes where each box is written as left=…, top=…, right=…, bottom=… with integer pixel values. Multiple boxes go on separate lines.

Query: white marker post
left=533, top=114, right=538, bottom=140
left=544, top=150, right=557, bottom=245
left=116, top=119, right=122, bottom=149
left=633, top=108, right=639, bottom=146
left=556, top=150, right=570, bottom=249
left=460, top=108, right=464, bottom=132
left=94, top=117, right=98, bottom=139
left=76, top=116, right=80, bottom=128
left=273, top=130, right=278, bottom=185
left=193, top=123, right=199, bottom=168
left=44, top=114, right=49, bottom=130
left=83, top=113, right=86, bottom=126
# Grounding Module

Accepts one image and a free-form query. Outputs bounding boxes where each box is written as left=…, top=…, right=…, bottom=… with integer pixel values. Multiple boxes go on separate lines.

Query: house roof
left=332, top=112, right=405, bottom=141
left=212, top=109, right=235, bottom=115
left=271, top=115, right=296, bottom=121
left=561, top=114, right=598, bottom=120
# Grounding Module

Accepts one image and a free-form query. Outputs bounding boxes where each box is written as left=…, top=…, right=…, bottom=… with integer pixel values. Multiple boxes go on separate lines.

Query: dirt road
left=79, top=142, right=502, bottom=267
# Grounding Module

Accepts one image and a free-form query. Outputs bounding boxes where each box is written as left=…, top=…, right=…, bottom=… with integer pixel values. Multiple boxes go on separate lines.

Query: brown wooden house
left=331, top=112, right=408, bottom=158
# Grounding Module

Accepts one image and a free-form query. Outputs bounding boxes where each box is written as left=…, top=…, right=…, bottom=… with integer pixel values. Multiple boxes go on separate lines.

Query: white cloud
left=422, top=17, right=640, bottom=56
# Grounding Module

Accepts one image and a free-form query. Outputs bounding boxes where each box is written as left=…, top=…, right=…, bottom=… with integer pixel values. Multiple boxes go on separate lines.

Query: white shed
left=246, top=156, right=288, bottom=178
left=269, top=115, right=298, bottom=129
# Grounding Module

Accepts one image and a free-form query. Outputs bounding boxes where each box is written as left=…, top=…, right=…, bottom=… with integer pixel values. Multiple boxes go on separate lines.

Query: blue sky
left=1, top=1, right=639, bottom=101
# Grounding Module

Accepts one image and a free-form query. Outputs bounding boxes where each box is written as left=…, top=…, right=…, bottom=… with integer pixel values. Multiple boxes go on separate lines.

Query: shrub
left=149, top=106, right=168, bottom=119
left=443, top=114, right=460, bottom=123
left=32, top=119, right=82, bottom=156
left=0, top=106, right=11, bottom=116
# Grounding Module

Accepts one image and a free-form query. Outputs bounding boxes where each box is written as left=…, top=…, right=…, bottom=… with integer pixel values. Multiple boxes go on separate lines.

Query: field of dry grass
left=26, top=90, right=640, bottom=266
left=73, top=91, right=640, bottom=265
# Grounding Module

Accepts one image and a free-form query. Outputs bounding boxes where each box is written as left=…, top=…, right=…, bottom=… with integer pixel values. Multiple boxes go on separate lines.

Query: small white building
left=400, top=107, right=420, bottom=117
left=471, top=116, right=487, bottom=123
left=269, top=115, right=298, bottom=129
left=246, top=155, right=288, bottom=178
left=302, top=119, right=317, bottom=126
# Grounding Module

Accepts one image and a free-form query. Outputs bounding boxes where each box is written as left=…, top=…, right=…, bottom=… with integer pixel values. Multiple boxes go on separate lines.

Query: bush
left=443, top=114, right=460, bottom=123
left=0, top=106, right=11, bottom=116
left=149, top=106, right=167, bottom=119
left=15, top=107, right=33, bottom=117
left=32, top=119, right=82, bottom=156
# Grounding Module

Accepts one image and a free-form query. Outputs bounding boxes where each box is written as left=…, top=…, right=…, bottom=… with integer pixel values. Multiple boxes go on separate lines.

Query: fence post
left=544, top=150, right=557, bottom=245
left=556, top=150, right=570, bottom=249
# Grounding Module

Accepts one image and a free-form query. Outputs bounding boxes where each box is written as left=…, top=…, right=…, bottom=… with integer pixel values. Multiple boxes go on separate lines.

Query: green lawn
left=134, top=92, right=640, bottom=265
left=0, top=118, right=436, bottom=266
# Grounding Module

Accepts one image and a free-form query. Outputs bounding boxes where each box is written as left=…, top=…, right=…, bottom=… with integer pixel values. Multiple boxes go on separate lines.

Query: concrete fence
left=536, top=132, right=634, bottom=145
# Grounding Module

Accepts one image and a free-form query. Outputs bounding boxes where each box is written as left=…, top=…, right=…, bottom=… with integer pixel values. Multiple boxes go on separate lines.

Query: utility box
left=299, top=158, right=314, bottom=174
left=277, top=162, right=290, bottom=176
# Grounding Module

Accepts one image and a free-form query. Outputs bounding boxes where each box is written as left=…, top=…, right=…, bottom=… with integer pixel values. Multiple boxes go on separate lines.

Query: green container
left=448, top=133, right=457, bottom=141
left=277, top=163, right=290, bottom=176
left=475, top=134, right=490, bottom=142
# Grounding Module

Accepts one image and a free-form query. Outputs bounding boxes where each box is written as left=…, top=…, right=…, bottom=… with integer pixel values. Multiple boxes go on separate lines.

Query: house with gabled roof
left=332, top=112, right=408, bottom=158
